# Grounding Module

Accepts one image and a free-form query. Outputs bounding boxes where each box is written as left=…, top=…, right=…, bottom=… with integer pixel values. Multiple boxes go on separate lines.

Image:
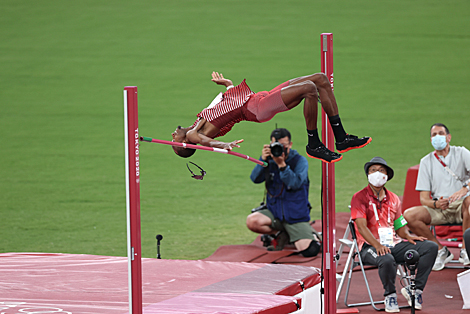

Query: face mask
left=431, top=135, right=447, bottom=151
left=368, top=171, right=388, bottom=187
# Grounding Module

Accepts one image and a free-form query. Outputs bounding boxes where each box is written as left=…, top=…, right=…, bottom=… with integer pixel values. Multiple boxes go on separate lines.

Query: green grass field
left=1, top=0, right=469, bottom=260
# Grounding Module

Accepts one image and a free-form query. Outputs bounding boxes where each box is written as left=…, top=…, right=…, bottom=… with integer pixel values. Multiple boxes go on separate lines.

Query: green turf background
left=1, top=0, right=469, bottom=259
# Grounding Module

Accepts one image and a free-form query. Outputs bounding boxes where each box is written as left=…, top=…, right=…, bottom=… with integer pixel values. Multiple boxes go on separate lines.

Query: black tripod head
left=404, top=249, right=420, bottom=272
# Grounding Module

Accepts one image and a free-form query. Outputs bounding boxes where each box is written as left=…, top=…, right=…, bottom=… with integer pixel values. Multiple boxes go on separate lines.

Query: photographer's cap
left=270, top=128, right=291, bottom=141
left=364, top=156, right=394, bottom=181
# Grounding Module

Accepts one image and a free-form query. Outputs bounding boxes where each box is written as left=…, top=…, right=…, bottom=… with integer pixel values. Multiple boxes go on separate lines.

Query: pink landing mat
left=0, top=252, right=320, bottom=314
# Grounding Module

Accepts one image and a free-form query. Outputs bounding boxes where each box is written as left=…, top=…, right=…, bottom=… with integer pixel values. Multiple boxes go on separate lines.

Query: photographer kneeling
left=246, top=128, right=321, bottom=257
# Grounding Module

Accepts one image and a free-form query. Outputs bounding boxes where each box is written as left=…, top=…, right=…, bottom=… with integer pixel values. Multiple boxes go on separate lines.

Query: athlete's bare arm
left=186, top=129, right=243, bottom=150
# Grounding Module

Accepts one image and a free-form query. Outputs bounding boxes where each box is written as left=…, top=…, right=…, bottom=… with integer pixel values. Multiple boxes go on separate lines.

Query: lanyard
left=372, top=202, right=390, bottom=227
left=433, top=152, right=463, bottom=182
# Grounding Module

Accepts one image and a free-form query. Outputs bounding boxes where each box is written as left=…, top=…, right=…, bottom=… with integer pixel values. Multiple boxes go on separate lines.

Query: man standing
left=246, top=128, right=321, bottom=257
left=351, top=157, right=438, bottom=312
left=404, top=123, right=470, bottom=270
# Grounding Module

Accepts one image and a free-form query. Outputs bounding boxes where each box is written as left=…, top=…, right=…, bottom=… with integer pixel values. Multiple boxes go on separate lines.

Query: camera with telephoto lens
left=270, top=142, right=286, bottom=157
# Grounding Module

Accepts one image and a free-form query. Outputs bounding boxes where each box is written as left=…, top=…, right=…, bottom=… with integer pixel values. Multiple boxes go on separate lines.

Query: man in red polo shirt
left=350, top=157, right=438, bottom=312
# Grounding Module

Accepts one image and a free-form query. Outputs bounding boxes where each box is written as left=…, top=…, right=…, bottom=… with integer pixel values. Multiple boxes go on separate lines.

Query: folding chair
left=336, top=220, right=409, bottom=311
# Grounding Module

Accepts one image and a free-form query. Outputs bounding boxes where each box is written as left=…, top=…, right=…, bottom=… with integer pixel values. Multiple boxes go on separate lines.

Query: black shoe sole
left=306, top=152, right=343, bottom=163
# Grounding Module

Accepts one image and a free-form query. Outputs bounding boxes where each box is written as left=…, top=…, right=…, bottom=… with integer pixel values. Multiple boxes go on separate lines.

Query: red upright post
left=124, top=86, right=143, bottom=314
left=320, top=33, right=337, bottom=314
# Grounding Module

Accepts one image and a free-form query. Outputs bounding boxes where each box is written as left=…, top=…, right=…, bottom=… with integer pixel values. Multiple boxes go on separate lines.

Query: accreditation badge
left=378, top=227, right=394, bottom=248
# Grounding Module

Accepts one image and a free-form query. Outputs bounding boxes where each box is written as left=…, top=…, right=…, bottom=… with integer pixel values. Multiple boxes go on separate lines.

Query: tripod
left=404, top=249, right=420, bottom=314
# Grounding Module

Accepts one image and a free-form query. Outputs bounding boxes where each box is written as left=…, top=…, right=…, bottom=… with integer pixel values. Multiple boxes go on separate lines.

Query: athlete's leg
left=281, top=80, right=319, bottom=130
left=281, top=73, right=371, bottom=161
left=285, top=73, right=338, bottom=118
left=280, top=78, right=342, bottom=163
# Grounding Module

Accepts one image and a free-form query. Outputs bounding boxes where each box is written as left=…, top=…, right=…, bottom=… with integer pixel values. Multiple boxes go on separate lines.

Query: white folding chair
left=336, top=220, right=409, bottom=311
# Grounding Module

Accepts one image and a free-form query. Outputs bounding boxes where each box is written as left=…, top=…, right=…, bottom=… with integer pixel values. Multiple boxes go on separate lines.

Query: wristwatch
left=464, top=183, right=470, bottom=191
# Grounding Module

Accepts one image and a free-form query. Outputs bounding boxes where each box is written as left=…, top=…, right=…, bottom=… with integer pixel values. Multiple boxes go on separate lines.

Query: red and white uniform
left=193, top=79, right=289, bottom=138
left=350, top=185, right=403, bottom=250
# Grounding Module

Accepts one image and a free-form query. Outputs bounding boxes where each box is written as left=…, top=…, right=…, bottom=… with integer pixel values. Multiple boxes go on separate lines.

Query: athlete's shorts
left=257, top=208, right=315, bottom=243
left=425, top=199, right=464, bottom=225
left=246, top=81, right=289, bottom=123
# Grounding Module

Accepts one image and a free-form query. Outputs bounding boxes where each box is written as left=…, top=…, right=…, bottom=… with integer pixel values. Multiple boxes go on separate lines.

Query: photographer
left=351, top=157, right=438, bottom=312
left=246, top=128, right=320, bottom=257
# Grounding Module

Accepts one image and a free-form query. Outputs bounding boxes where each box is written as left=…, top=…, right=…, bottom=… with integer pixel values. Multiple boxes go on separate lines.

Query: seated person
left=403, top=123, right=470, bottom=270
left=351, top=157, right=438, bottom=312
left=246, top=128, right=321, bottom=257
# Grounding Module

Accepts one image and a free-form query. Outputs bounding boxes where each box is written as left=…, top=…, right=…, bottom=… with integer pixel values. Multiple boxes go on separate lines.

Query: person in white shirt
left=403, top=123, right=470, bottom=271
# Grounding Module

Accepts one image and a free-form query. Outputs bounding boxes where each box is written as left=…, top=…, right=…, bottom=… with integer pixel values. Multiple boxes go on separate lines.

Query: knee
left=246, top=213, right=266, bottom=231
left=403, top=209, right=414, bottom=225
left=298, top=80, right=318, bottom=98
left=299, top=240, right=321, bottom=257
left=429, top=241, right=439, bottom=255
left=313, top=73, right=330, bottom=88
left=403, top=207, right=423, bottom=226
left=246, top=214, right=258, bottom=231
left=418, top=241, right=438, bottom=261
left=377, top=254, right=396, bottom=270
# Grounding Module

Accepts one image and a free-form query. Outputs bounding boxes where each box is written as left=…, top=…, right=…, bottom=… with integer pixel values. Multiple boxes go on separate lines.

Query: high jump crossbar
left=140, top=136, right=268, bottom=167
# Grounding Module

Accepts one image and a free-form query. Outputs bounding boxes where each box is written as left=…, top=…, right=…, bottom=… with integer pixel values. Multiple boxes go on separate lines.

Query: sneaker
left=459, top=249, right=470, bottom=265
left=260, top=234, right=273, bottom=247
left=306, top=145, right=343, bottom=163
left=401, top=286, right=423, bottom=310
left=432, top=246, right=454, bottom=271
left=335, top=134, right=372, bottom=153
left=384, top=293, right=400, bottom=313
left=267, top=231, right=289, bottom=251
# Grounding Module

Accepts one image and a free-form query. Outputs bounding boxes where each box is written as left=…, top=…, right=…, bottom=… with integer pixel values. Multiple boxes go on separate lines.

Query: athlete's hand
left=211, top=72, right=233, bottom=87
left=224, top=139, right=243, bottom=151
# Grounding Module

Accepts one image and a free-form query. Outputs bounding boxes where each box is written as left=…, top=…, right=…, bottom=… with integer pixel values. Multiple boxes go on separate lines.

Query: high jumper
left=171, top=71, right=371, bottom=163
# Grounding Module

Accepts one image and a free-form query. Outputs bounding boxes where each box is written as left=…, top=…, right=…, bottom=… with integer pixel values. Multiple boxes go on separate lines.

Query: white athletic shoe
left=432, top=246, right=453, bottom=271
left=459, top=249, right=470, bottom=265
left=384, top=293, right=400, bottom=313
left=401, top=286, right=423, bottom=310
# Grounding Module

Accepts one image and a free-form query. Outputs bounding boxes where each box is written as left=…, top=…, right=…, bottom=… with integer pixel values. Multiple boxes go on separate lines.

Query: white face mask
left=431, top=134, right=447, bottom=151
left=368, top=171, right=388, bottom=187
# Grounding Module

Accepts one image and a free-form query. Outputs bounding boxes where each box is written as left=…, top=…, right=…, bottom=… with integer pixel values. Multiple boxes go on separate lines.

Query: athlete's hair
left=430, top=123, right=450, bottom=136
left=173, top=146, right=196, bottom=158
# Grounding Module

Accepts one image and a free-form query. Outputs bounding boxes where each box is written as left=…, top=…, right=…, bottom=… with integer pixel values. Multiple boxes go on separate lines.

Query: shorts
left=246, top=81, right=289, bottom=122
left=426, top=199, right=463, bottom=225
left=257, top=209, right=315, bottom=243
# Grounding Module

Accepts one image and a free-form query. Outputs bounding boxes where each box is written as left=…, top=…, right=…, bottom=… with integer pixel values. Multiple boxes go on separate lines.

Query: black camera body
left=270, top=142, right=286, bottom=157
left=251, top=202, right=268, bottom=213
left=404, top=249, right=420, bottom=266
